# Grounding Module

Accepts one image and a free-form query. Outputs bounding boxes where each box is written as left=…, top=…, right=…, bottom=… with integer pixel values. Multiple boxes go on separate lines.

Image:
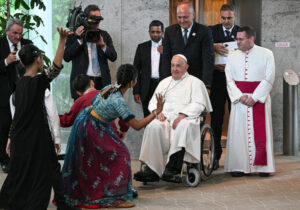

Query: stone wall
left=75, top=0, right=300, bottom=157
left=76, top=0, right=169, bottom=158
left=261, top=0, right=300, bottom=153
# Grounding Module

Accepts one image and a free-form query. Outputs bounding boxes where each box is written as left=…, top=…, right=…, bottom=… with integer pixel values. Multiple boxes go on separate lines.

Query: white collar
left=151, top=39, right=162, bottom=47
left=243, top=44, right=256, bottom=54
left=181, top=23, right=193, bottom=33
left=222, top=25, right=234, bottom=33
left=172, top=72, right=188, bottom=82
left=6, top=36, right=21, bottom=49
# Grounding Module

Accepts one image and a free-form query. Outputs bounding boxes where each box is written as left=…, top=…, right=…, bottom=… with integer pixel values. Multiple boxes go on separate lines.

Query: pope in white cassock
left=134, top=54, right=212, bottom=183
left=224, top=26, right=275, bottom=177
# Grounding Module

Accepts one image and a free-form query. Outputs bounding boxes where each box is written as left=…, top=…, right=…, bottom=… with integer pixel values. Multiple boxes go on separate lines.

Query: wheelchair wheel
left=186, top=168, right=200, bottom=187
left=200, top=124, right=216, bottom=178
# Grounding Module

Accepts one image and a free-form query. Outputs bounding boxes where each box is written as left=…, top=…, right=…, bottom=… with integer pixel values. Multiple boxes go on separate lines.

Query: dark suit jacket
left=132, top=40, right=163, bottom=102
left=162, top=22, right=215, bottom=86
left=0, top=37, right=32, bottom=108
left=64, top=29, right=117, bottom=99
left=209, top=24, right=239, bottom=44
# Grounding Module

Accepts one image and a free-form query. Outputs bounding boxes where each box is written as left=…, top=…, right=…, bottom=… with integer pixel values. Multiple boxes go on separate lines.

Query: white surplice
left=139, top=73, right=212, bottom=177
left=225, top=45, right=275, bottom=173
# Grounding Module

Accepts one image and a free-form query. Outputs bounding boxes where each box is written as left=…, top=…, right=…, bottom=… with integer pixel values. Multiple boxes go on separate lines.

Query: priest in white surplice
left=224, top=26, right=275, bottom=177
left=134, top=54, right=212, bottom=182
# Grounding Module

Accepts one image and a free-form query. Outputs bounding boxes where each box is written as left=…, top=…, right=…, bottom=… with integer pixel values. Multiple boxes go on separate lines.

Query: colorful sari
left=63, top=86, right=134, bottom=208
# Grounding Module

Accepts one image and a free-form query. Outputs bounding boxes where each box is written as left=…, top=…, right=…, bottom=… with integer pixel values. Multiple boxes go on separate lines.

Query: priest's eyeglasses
left=236, top=38, right=248, bottom=42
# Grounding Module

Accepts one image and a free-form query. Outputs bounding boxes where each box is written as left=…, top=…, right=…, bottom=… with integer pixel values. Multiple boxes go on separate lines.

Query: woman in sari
left=63, top=64, right=164, bottom=208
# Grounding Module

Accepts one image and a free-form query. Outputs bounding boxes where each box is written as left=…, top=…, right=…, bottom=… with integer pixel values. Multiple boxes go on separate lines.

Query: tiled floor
left=1, top=154, right=300, bottom=210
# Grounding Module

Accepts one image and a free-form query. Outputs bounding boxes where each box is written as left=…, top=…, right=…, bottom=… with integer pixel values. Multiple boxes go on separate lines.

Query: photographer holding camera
left=64, top=4, right=117, bottom=100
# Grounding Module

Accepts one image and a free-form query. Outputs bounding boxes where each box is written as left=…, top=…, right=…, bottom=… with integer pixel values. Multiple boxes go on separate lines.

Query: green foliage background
left=51, top=0, right=74, bottom=114
left=0, top=0, right=51, bottom=65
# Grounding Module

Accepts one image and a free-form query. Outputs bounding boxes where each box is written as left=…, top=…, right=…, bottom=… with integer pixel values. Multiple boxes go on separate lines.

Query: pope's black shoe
left=161, top=168, right=182, bottom=183
left=134, top=166, right=159, bottom=182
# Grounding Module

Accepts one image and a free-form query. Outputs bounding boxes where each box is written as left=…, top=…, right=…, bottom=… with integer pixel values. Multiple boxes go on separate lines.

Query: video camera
left=66, top=5, right=103, bottom=43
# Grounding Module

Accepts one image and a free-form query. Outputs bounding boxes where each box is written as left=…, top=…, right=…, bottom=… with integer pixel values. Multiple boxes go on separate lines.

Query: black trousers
left=166, top=149, right=185, bottom=172
left=0, top=108, right=11, bottom=163
left=141, top=78, right=160, bottom=117
left=210, top=70, right=231, bottom=161
left=50, top=148, right=65, bottom=204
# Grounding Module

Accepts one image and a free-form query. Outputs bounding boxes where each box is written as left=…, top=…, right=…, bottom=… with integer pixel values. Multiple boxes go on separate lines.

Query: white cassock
left=225, top=45, right=275, bottom=173
left=139, top=73, right=212, bottom=177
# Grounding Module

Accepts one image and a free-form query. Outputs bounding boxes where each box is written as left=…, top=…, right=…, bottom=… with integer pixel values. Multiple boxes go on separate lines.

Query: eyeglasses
left=236, top=38, right=248, bottom=42
left=221, top=16, right=233, bottom=20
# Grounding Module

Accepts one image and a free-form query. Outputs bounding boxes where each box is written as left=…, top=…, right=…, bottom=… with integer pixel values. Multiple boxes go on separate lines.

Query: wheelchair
left=137, top=113, right=216, bottom=187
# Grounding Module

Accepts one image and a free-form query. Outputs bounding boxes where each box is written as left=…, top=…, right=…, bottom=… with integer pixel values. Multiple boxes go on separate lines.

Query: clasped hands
left=239, top=95, right=256, bottom=107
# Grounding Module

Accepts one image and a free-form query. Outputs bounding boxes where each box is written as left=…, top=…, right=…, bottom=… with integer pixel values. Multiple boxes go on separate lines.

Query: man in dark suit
left=64, top=4, right=117, bottom=100
left=209, top=4, right=239, bottom=170
left=0, top=18, right=32, bottom=173
left=162, top=1, right=214, bottom=87
left=133, top=20, right=164, bottom=117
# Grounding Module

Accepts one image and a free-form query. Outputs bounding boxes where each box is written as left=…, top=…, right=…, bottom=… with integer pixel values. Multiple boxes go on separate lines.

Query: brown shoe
left=112, top=201, right=135, bottom=208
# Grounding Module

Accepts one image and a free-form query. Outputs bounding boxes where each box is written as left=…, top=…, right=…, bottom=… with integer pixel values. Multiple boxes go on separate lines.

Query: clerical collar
left=151, top=39, right=162, bottom=47
left=172, top=72, right=188, bottom=82
left=244, top=44, right=256, bottom=54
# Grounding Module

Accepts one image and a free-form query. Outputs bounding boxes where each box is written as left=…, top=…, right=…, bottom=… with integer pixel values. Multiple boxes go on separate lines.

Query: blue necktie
left=225, top=30, right=230, bottom=41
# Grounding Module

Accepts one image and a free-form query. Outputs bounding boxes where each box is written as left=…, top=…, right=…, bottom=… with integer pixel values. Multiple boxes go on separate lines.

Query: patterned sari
left=62, top=86, right=135, bottom=208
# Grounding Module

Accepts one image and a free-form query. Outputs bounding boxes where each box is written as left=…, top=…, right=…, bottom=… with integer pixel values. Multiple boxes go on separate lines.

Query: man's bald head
left=176, top=1, right=195, bottom=29
left=171, top=54, right=189, bottom=80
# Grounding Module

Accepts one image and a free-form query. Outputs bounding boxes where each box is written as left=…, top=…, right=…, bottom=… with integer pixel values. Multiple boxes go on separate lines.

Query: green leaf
left=42, top=54, right=51, bottom=68
left=21, top=0, right=30, bottom=10
left=40, top=35, right=48, bottom=44
left=30, top=0, right=35, bottom=9
left=33, top=15, right=41, bottom=27
left=15, top=0, right=22, bottom=10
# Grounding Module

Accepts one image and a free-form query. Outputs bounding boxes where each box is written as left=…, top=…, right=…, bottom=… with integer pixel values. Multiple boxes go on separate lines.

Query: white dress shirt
left=4, top=36, right=21, bottom=66
left=181, top=23, right=193, bottom=39
left=151, top=39, right=162, bottom=78
left=222, top=25, right=234, bottom=37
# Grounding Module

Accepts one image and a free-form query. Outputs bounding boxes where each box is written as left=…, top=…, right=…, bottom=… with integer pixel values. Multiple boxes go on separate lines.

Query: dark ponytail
left=102, top=64, right=137, bottom=99
left=18, top=44, right=42, bottom=68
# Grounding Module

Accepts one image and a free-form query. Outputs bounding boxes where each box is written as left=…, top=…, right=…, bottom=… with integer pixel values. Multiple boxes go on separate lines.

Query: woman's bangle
left=153, top=110, right=157, bottom=118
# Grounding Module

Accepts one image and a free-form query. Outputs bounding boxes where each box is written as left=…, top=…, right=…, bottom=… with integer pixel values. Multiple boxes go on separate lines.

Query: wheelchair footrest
left=161, top=175, right=182, bottom=183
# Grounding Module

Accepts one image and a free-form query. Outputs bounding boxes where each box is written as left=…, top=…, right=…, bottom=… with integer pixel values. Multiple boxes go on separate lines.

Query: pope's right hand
left=157, top=113, right=166, bottom=122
